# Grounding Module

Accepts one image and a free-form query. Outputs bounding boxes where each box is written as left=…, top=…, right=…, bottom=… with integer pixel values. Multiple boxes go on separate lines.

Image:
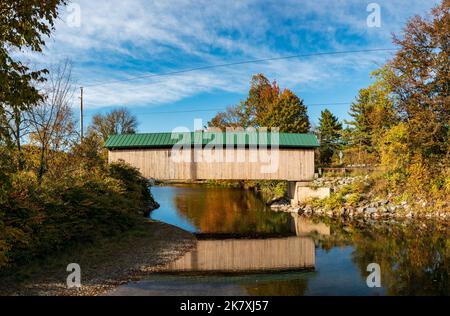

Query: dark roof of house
left=104, top=132, right=319, bottom=149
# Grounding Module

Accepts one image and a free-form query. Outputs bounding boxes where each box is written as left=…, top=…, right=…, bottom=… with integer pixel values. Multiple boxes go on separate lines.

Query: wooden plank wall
left=159, top=237, right=315, bottom=272
left=108, top=148, right=315, bottom=181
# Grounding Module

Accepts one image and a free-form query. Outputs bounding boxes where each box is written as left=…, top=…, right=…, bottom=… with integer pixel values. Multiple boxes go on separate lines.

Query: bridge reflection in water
left=160, top=237, right=315, bottom=272
left=159, top=216, right=331, bottom=273
left=289, top=213, right=330, bottom=237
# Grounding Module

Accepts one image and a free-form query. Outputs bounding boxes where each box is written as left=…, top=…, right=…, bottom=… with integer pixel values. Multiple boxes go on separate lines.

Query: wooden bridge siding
left=160, top=237, right=315, bottom=272
left=108, top=148, right=315, bottom=181
left=108, top=148, right=190, bottom=179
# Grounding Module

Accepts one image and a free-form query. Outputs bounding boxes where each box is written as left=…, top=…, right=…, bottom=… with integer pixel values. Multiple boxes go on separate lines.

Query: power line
left=83, top=48, right=396, bottom=88
left=83, top=102, right=353, bottom=117
left=79, top=47, right=394, bottom=123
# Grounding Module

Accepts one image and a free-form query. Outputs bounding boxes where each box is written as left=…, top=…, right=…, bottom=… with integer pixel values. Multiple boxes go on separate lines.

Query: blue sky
left=23, top=0, right=440, bottom=132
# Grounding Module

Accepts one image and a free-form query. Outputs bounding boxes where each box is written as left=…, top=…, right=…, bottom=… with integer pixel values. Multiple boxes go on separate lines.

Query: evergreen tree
left=345, top=67, right=397, bottom=164
left=347, top=89, right=373, bottom=153
left=318, top=109, right=342, bottom=165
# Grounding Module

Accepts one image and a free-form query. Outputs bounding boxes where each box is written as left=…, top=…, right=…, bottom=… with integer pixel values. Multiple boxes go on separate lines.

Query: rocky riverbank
left=0, top=220, right=195, bottom=296
left=270, top=176, right=450, bottom=221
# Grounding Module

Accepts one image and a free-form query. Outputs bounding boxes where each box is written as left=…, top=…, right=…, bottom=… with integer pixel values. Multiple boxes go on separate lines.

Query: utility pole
left=80, top=87, right=84, bottom=141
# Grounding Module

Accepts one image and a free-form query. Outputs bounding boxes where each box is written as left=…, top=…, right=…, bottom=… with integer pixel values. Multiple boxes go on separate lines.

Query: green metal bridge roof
left=104, top=132, right=319, bottom=149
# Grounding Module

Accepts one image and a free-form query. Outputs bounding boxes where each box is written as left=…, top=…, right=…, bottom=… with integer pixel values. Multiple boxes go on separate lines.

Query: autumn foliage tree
left=379, top=0, right=449, bottom=199
left=344, top=0, right=449, bottom=203
left=388, top=0, right=449, bottom=164
left=208, top=74, right=310, bottom=133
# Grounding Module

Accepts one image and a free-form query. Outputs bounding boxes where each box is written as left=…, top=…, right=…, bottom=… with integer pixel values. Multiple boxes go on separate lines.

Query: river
left=112, top=184, right=449, bottom=296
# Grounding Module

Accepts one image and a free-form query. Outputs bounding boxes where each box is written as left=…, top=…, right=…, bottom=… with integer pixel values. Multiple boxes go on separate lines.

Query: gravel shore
left=0, top=220, right=196, bottom=296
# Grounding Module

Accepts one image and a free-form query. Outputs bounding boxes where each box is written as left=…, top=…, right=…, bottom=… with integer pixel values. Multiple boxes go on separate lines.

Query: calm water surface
left=113, top=185, right=449, bottom=296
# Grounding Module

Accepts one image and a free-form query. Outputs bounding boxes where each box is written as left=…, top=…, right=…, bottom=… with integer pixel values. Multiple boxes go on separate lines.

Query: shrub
left=255, top=180, right=288, bottom=202
left=0, top=161, right=154, bottom=270
left=346, top=193, right=361, bottom=207
left=108, top=162, right=154, bottom=211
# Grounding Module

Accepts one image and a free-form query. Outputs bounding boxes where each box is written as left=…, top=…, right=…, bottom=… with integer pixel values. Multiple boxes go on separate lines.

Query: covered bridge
left=105, top=131, right=319, bottom=181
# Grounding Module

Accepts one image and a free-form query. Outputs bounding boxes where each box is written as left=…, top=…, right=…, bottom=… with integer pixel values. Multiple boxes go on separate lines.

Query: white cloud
left=18, top=0, right=440, bottom=109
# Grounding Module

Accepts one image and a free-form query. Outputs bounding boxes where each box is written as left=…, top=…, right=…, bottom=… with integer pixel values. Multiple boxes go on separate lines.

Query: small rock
left=365, top=207, right=377, bottom=214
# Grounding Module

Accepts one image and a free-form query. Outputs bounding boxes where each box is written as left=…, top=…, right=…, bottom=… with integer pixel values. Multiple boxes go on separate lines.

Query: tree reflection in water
left=308, top=216, right=449, bottom=295
left=245, top=277, right=310, bottom=296
left=150, top=185, right=448, bottom=295
left=172, top=185, right=292, bottom=234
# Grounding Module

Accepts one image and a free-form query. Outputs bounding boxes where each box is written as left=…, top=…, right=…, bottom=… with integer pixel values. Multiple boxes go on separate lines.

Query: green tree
left=259, top=89, right=310, bottom=133
left=0, top=1, right=67, bottom=138
left=1, top=0, right=67, bottom=175
left=345, top=67, right=397, bottom=164
left=347, top=89, right=372, bottom=154
left=318, top=109, right=342, bottom=166
left=1, top=103, right=30, bottom=170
